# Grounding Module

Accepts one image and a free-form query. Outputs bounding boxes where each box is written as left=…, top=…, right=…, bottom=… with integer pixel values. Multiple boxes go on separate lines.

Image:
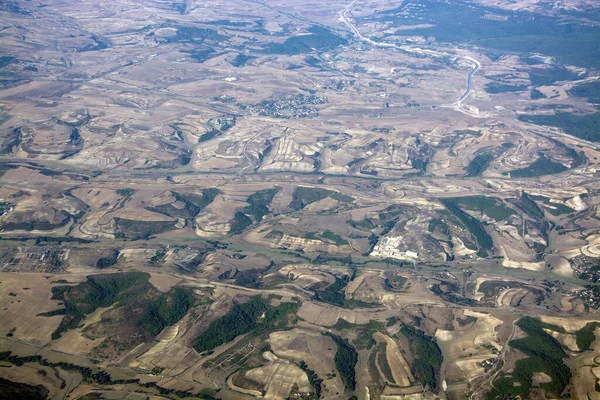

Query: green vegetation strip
left=299, top=361, right=323, bottom=398
left=466, top=154, right=494, bottom=177
left=264, top=26, right=347, bottom=55
left=320, top=230, right=349, bottom=245
left=574, top=322, right=599, bottom=351
left=324, top=332, right=358, bottom=391
left=0, top=351, right=215, bottom=399
left=146, top=189, right=221, bottom=219
left=440, top=199, right=493, bottom=257
left=290, top=187, right=353, bottom=211
left=484, top=83, right=528, bottom=94
left=228, top=212, right=252, bottom=235
left=229, top=188, right=280, bottom=235
left=398, top=325, right=443, bottom=392
left=244, top=188, right=280, bottom=222
left=516, top=192, right=544, bottom=220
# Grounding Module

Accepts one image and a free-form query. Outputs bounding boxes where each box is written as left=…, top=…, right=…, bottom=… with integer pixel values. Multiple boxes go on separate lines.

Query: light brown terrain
left=1, top=0, right=600, bottom=399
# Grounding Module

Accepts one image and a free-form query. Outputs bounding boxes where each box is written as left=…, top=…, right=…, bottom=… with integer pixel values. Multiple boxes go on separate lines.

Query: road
left=339, top=0, right=481, bottom=114
left=467, top=315, right=520, bottom=399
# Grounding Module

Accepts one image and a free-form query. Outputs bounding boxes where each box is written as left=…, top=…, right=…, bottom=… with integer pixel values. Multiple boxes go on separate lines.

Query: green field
left=243, top=188, right=280, bottom=222
left=529, top=67, right=579, bottom=87
left=375, top=0, right=600, bottom=69
left=324, top=332, right=358, bottom=391
left=510, top=154, right=567, bottom=178
left=486, top=317, right=571, bottom=399
left=441, top=199, right=494, bottom=257
left=146, top=189, right=220, bottom=219
left=398, top=325, right=443, bottom=392
left=290, top=186, right=353, bottom=211
left=466, top=154, right=494, bottom=177
left=519, top=112, right=600, bottom=143
left=264, top=26, right=347, bottom=55
left=484, top=83, right=528, bottom=94
left=114, top=218, right=177, bottom=239
left=529, top=194, right=575, bottom=216
left=574, top=322, right=599, bottom=351
left=569, top=80, right=600, bottom=104
left=48, top=272, right=195, bottom=341
left=315, top=276, right=349, bottom=307
left=446, top=196, right=515, bottom=222
left=515, top=192, right=544, bottom=219
left=228, top=212, right=253, bottom=235
left=193, top=296, right=299, bottom=352
left=0, top=351, right=215, bottom=399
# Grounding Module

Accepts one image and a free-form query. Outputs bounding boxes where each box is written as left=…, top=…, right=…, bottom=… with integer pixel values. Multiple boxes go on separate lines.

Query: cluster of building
left=370, top=236, right=419, bottom=260
left=478, top=357, right=497, bottom=372
left=570, top=255, right=600, bottom=283
left=482, top=13, right=509, bottom=21
left=575, top=286, right=600, bottom=309
left=242, top=94, right=328, bottom=119
left=0, top=202, right=14, bottom=217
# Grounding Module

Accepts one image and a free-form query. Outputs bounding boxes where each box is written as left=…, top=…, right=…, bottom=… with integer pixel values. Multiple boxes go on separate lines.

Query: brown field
left=297, top=302, right=393, bottom=327
left=0, top=273, right=87, bottom=344
left=0, top=363, right=64, bottom=399
left=269, top=328, right=345, bottom=396
left=2, top=0, right=600, bottom=398
left=436, top=310, right=503, bottom=383
left=373, top=332, right=414, bottom=387
left=572, top=366, right=600, bottom=400
left=245, top=357, right=311, bottom=400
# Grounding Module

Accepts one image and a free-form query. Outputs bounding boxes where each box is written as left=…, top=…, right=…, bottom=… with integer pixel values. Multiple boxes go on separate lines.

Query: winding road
left=339, top=0, right=481, bottom=115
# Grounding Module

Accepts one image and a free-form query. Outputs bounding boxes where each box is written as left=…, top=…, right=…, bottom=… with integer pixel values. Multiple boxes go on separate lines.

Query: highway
left=456, top=56, right=481, bottom=107
left=340, top=0, right=396, bottom=49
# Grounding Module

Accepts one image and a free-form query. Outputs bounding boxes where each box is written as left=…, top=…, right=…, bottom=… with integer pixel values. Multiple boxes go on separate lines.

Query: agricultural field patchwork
left=2, top=0, right=600, bottom=399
